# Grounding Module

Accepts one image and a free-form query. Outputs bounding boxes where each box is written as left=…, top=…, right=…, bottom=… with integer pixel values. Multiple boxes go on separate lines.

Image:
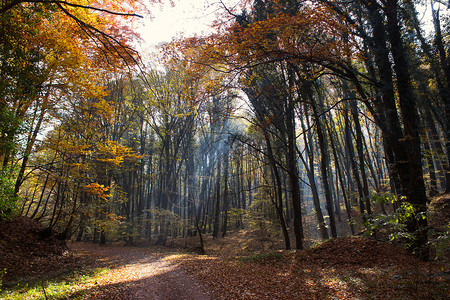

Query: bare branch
left=1, top=0, right=142, bottom=17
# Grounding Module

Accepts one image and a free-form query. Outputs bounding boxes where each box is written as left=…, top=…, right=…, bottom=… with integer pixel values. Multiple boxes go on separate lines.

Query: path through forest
left=69, top=242, right=210, bottom=299
left=67, top=237, right=449, bottom=300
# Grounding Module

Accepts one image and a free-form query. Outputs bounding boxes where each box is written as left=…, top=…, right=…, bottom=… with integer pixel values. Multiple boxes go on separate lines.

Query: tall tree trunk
left=350, top=99, right=372, bottom=214
left=263, top=130, right=291, bottom=249
left=14, top=94, right=49, bottom=195
left=327, top=112, right=355, bottom=235
left=299, top=104, right=329, bottom=240
left=222, top=145, right=230, bottom=237
left=344, top=103, right=366, bottom=218
left=431, top=1, right=450, bottom=192
left=311, top=99, right=337, bottom=238
left=212, top=156, right=221, bottom=238
left=286, top=73, right=304, bottom=249
left=384, top=0, right=429, bottom=259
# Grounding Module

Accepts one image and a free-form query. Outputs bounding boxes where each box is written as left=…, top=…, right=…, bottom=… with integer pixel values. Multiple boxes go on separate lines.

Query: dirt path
left=69, top=242, right=210, bottom=300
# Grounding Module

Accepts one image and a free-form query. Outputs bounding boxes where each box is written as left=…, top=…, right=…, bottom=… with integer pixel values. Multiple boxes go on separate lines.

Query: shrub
left=238, top=252, right=284, bottom=263
left=0, top=169, right=18, bottom=220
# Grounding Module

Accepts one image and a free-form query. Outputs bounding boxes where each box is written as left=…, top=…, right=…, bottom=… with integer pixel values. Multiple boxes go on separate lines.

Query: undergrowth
left=237, top=252, right=284, bottom=263
left=0, top=266, right=109, bottom=300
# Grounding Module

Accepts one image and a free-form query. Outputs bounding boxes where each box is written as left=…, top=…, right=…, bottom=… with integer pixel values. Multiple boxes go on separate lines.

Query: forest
left=0, top=1, right=449, bottom=297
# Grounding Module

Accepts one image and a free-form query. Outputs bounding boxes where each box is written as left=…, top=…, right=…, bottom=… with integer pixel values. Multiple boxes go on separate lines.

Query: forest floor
left=0, top=194, right=449, bottom=299
left=64, top=242, right=211, bottom=299
left=1, top=235, right=449, bottom=299
left=0, top=218, right=210, bottom=299
left=177, top=235, right=449, bottom=299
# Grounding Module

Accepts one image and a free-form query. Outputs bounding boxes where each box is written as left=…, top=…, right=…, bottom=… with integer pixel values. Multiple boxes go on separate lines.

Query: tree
left=0, top=0, right=147, bottom=221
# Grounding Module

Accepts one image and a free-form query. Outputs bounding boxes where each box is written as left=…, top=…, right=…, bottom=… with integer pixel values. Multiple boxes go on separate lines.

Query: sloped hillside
left=0, top=216, right=72, bottom=283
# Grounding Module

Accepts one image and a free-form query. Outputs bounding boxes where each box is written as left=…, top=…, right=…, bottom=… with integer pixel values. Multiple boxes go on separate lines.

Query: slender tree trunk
left=299, top=104, right=329, bottom=240
left=344, top=103, right=366, bottom=218
left=350, top=99, right=372, bottom=214
left=212, top=156, right=221, bottom=238
left=222, top=145, right=230, bottom=237
left=263, top=130, right=290, bottom=249
left=327, top=113, right=355, bottom=235
left=311, top=99, right=337, bottom=238
left=286, top=72, right=304, bottom=249
left=431, top=2, right=450, bottom=192
left=14, top=94, right=49, bottom=195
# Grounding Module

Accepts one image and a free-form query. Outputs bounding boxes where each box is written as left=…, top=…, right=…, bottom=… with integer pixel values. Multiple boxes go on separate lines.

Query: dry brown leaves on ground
left=178, top=237, right=449, bottom=299
left=66, top=242, right=210, bottom=299
left=1, top=216, right=448, bottom=299
left=0, top=216, right=74, bottom=283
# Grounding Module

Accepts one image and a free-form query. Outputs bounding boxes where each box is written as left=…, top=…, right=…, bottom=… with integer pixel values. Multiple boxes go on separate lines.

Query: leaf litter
left=177, top=236, right=449, bottom=299
left=1, top=216, right=448, bottom=299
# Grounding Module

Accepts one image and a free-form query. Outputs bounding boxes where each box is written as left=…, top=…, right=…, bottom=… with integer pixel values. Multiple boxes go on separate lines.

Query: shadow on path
left=67, top=242, right=210, bottom=300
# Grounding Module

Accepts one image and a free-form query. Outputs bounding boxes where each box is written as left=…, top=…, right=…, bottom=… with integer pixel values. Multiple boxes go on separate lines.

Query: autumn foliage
left=1, top=1, right=449, bottom=298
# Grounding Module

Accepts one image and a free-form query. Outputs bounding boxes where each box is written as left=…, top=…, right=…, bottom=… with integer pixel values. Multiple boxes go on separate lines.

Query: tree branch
left=1, top=0, right=143, bottom=18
